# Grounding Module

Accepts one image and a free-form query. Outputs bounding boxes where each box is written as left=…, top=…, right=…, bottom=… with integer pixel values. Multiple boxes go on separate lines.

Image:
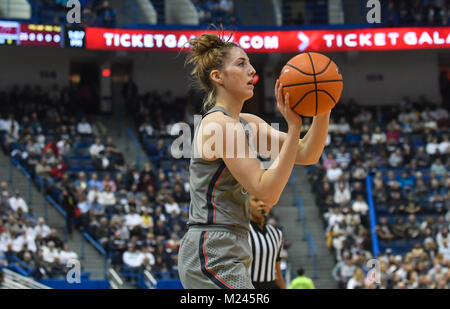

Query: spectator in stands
left=58, top=243, right=78, bottom=266
left=105, top=137, right=124, bottom=167
left=89, top=138, right=105, bottom=158
left=336, top=146, right=352, bottom=169
left=405, top=215, right=421, bottom=239
left=88, top=172, right=103, bottom=191
left=98, top=185, right=116, bottom=214
left=154, top=219, right=170, bottom=239
left=108, top=230, right=126, bottom=268
left=351, top=194, right=368, bottom=217
left=152, top=256, right=170, bottom=279
left=51, top=157, right=66, bottom=180
left=90, top=193, right=106, bottom=218
left=96, top=1, right=116, bottom=28
left=327, top=162, right=343, bottom=183
left=77, top=117, right=93, bottom=136
left=322, top=153, right=337, bottom=171
left=332, top=255, right=356, bottom=289
left=164, top=196, right=180, bottom=216
left=416, top=146, right=431, bottom=168
left=44, top=229, right=64, bottom=249
left=141, top=246, right=155, bottom=269
left=404, top=192, right=421, bottom=215
left=101, top=174, right=117, bottom=193
left=56, top=136, right=71, bottom=158
left=337, top=117, right=351, bottom=135
left=124, top=206, right=144, bottom=231
left=426, top=136, right=441, bottom=157
left=398, top=171, right=414, bottom=189
left=346, top=267, right=364, bottom=289
left=350, top=160, right=367, bottom=182
left=94, top=217, right=110, bottom=248
left=429, top=191, right=446, bottom=214
left=4, top=114, right=19, bottom=138
left=141, top=209, right=153, bottom=233
left=61, top=188, right=77, bottom=237
left=334, top=182, right=351, bottom=207
left=430, top=158, right=446, bottom=175
left=139, top=119, right=154, bottom=137
left=388, top=148, right=404, bottom=168
left=436, top=227, right=450, bottom=248
left=439, top=135, right=450, bottom=154
left=8, top=190, right=28, bottom=214
left=376, top=217, right=395, bottom=242
left=372, top=179, right=388, bottom=206
left=34, top=217, right=51, bottom=239
left=123, top=244, right=143, bottom=280
left=388, top=181, right=406, bottom=214
left=42, top=241, right=59, bottom=265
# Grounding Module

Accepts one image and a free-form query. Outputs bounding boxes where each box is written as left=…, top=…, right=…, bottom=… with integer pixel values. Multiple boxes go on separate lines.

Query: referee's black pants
left=252, top=281, right=280, bottom=289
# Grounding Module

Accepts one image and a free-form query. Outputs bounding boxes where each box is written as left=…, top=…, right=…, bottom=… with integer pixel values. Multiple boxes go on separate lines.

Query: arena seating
left=308, top=97, right=449, bottom=289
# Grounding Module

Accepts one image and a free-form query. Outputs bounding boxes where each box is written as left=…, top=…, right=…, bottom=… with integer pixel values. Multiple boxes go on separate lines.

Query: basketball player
left=178, top=33, right=331, bottom=289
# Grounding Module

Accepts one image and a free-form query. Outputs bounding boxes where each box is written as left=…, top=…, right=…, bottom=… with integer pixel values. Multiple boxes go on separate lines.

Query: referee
left=248, top=195, right=286, bottom=289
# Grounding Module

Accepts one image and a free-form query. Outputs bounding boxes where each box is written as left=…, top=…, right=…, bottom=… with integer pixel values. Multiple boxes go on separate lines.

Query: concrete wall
left=0, top=46, right=98, bottom=91
left=328, top=50, right=441, bottom=105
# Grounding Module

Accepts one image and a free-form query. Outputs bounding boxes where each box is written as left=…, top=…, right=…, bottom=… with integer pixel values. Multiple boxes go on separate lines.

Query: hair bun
left=189, top=33, right=225, bottom=57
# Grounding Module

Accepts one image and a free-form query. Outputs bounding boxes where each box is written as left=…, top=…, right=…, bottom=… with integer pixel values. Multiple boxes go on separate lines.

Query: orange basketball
left=279, top=52, right=343, bottom=117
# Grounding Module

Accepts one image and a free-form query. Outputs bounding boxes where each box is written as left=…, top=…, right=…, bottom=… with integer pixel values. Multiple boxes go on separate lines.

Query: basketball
left=279, top=52, right=343, bottom=117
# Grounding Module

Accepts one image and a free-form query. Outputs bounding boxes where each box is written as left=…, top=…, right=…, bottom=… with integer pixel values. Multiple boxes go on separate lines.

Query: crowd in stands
left=384, top=0, right=450, bottom=27
left=30, top=0, right=235, bottom=27
left=0, top=180, right=79, bottom=280
left=1, top=79, right=448, bottom=288
left=283, top=0, right=450, bottom=26
left=308, top=95, right=449, bottom=289
left=32, top=0, right=117, bottom=27
left=192, top=0, right=237, bottom=25
left=0, top=84, right=194, bottom=284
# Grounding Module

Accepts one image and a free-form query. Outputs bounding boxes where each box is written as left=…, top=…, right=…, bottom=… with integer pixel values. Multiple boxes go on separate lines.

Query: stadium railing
left=289, top=172, right=318, bottom=279
left=306, top=232, right=318, bottom=280
left=10, top=158, right=33, bottom=205
left=366, top=174, right=380, bottom=258
left=45, top=195, right=109, bottom=279
left=126, top=127, right=142, bottom=169
left=82, top=232, right=108, bottom=279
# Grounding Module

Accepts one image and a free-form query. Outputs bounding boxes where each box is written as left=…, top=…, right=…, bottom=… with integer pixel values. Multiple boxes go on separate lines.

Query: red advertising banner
left=86, top=26, right=450, bottom=53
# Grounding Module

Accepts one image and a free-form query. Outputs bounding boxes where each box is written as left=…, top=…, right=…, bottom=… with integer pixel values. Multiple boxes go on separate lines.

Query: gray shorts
left=178, top=225, right=254, bottom=289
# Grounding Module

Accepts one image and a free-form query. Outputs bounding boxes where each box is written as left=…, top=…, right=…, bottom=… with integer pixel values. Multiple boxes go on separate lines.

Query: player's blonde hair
left=185, top=32, right=238, bottom=112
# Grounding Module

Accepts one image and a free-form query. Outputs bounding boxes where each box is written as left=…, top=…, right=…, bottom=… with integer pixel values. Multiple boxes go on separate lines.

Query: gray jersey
left=188, top=105, right=252, bottom=231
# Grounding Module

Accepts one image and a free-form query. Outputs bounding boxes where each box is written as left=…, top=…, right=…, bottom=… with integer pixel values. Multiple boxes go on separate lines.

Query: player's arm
left=240, top=112, right=330, bottom=166
left=199, top=111, right=300, bottom=206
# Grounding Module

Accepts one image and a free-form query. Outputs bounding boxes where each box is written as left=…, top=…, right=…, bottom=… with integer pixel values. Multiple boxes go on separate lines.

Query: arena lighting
left=102, top=68, right=111, bottom=77
left=85, top=27, right=450, bottom=53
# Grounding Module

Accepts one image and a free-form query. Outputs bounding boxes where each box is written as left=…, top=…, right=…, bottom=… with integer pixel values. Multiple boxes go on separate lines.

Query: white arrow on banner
left=298, top=32, right=310, bottom=52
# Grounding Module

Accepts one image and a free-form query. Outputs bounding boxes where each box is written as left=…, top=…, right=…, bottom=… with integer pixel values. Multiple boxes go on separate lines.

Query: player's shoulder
left=239, top=112, right=265, bottom=124
left=202, top=110, right=238, bottom=126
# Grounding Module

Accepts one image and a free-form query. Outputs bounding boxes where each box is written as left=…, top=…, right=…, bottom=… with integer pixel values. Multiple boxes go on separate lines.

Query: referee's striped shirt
left=248, top=221, right=284, bottom=283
